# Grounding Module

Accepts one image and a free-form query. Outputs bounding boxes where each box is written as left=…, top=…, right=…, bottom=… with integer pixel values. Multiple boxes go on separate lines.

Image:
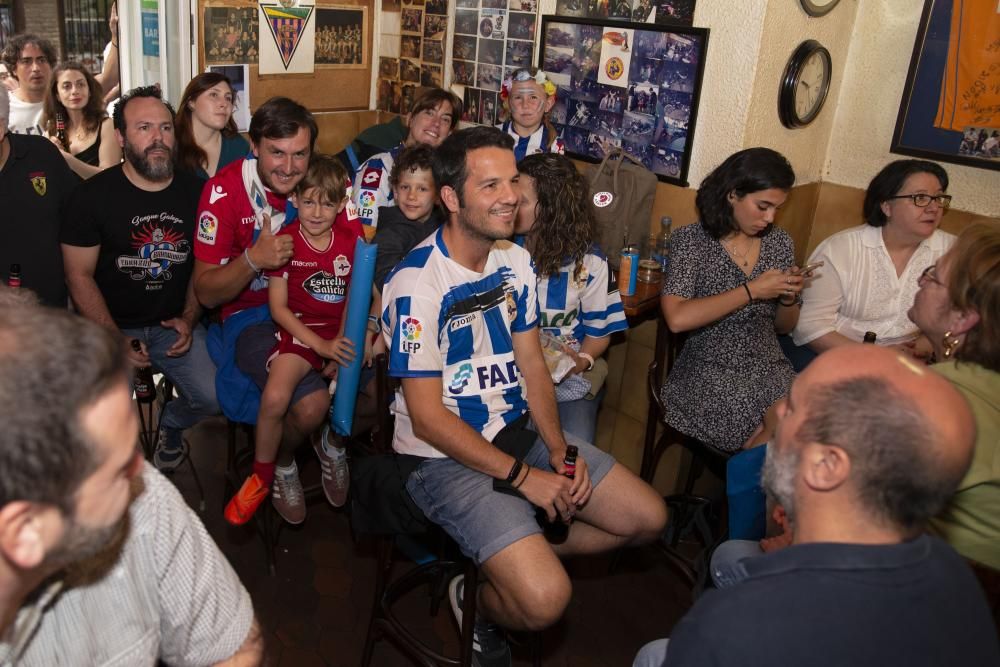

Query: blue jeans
left=122, top=323, right=220, bottom=432
left=709, top=538, right=764, bottom=589
left=557, top=386, right=605, bottom=444
left=632, top=638, right=669, bottom=667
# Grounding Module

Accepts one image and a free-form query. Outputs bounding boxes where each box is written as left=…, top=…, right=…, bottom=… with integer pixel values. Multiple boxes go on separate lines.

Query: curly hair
left=1, top=33, right=56, bottom=76
left=42, top=62, right=106, bottom=151
left=517, top=153, right=595, bottom=279
left=174, top=72, right=239, bottom=175
left=862, top=159, right=949, bottom=227
left=695, top=148, right=795, bottom=239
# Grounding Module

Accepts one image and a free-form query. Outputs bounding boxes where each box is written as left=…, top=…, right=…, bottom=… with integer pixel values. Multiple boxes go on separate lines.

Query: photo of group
left=203, top=7, right=259, bottom=65
left=539, top=16, right=707, bottom=184
left=314, top=8, right=366, bottom=67
left=554, top=0, right=695, bottom=26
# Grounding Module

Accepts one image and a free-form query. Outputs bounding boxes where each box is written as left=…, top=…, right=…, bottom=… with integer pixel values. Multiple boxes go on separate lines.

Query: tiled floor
left=170, top=418, right=694, bottom=666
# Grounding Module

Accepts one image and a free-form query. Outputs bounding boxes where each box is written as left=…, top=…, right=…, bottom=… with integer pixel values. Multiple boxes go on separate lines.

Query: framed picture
left=203, top=6, right=259, bottom=65
left=538, top=15, right=708, bottom=185
left=890, top=0, right=999, bottom=171
left=314, top=7, right=368, bottom=68
left=554, top=0, right=696, bottom=27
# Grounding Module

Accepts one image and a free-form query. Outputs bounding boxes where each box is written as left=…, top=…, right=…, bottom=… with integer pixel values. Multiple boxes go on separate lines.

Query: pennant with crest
left=260, top=3, right=314, bottom=71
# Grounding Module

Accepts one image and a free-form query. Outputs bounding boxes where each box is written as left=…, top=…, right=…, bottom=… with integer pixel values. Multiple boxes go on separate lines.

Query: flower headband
left=500, top=69, right=557, bottom=102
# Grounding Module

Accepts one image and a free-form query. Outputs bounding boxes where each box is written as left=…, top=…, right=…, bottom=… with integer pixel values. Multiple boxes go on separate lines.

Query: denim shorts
left=405, top=427, right=616, bottom=565
left=236, top=322, right=327, bottom=404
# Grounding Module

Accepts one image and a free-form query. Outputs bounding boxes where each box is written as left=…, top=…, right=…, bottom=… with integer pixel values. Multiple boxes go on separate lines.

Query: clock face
left=800, top=0, right=841, bottom=17
left=795, top=50, right=829, bottom=120
left=779, top=40, right=832, bottom=129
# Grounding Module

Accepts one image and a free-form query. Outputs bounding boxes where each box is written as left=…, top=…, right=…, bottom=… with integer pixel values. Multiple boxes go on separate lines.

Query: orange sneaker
left=224, top=474, right=269, bottom=525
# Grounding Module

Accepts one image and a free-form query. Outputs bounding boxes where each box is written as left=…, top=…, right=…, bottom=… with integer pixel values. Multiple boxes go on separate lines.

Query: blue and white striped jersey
left=381, top=228, right=539, bottom=458
left=497, top=121, right=565, bottom=162
left=351, top=143, right=404, bottom=236
left=537, top=250, right=627, bottom=342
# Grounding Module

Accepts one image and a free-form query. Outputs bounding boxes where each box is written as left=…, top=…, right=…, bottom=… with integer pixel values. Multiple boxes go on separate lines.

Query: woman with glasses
left=908, top=220, right=1000, bottom=603
left=792, top=159, right=955, bottom=361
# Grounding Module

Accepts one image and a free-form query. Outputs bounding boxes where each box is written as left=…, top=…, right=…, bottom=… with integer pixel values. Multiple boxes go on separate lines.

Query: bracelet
left=243, top=248, right=261, bottom=273
left=578, top=352, right=595, bottom=371
left=513, top=464, right=531, bottom=489
left=743, top=283, right=753, bottom=303
left=505, top=459, right=523, bottom=484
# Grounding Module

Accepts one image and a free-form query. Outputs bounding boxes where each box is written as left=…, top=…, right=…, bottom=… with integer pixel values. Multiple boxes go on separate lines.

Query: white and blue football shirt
left=382, top=228, right=538, bottom=458
left=537, top=250, right=627, bottom=342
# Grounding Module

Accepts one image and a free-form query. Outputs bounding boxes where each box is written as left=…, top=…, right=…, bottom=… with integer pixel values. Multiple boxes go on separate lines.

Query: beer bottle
left=544, top=445, right=580, bottom=543
left=7, top=263, right=21, bottom=288
left=55, top=114, right=68, bottom=151
left=863, top=331, right=877, bottom=344
left=131, top=339, right=156, bottom=403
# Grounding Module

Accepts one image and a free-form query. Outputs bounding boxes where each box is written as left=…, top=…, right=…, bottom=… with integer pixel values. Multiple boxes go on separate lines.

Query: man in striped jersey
left=381, top=126, right=666, bottom=666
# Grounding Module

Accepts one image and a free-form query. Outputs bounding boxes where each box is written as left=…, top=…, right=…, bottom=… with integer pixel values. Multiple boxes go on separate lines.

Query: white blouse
left=793, top=224, right=955, bottom=347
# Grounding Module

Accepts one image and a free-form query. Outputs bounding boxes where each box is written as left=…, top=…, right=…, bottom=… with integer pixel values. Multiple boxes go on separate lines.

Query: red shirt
left=192, top=158, right=360, bottom=321
left=267, top=218, right=364, bottom=329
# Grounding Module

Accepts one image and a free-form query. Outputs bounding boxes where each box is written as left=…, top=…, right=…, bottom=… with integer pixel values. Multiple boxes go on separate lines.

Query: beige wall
left=825, top=2, right=1000, bottom=218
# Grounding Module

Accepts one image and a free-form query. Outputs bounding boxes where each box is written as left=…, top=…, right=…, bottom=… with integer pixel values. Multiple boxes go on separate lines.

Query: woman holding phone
left=660, top=148, right=804, bottom=453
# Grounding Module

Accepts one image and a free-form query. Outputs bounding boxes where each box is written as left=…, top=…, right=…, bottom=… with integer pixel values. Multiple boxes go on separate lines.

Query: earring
left=942, top=330, right=961, bottom=359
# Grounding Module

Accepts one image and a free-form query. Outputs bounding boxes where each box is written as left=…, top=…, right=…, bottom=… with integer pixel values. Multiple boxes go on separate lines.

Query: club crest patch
left=29, top=172, right=46, bottom=196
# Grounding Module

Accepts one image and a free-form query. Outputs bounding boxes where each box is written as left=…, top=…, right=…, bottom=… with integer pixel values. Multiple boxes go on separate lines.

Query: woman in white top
left=793, top=159, right=956, bottom=358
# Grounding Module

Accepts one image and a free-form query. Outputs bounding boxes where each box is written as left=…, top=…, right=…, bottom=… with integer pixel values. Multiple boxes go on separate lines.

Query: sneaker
left=224, top=474, right=269, bottom=526
left=271, top=462, right=306, bottom=525
left=153, top=428, right=187, bottom=472
left=449, top=575, right=511, bottom=667
left=314, top=425, right=349, bottom=507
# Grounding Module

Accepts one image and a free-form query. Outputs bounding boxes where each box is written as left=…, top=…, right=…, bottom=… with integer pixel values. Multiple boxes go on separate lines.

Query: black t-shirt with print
left=61, top=165, right=203, bottom=328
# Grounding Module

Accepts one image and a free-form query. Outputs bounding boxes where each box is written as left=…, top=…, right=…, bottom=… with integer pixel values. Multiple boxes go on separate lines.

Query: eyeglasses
left=887, top=193, right=953, bottom=209
left=918, top=264, right=946, bottom=288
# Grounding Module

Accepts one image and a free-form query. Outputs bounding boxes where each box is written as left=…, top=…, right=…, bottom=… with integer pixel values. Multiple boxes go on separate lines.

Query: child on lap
left=226, top=155, right=368, bottom=525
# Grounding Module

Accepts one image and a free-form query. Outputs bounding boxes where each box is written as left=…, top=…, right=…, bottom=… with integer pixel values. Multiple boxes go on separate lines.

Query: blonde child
left=225, top=155, right=367, bottom=525
left=497, top=67, right=564, bottom=161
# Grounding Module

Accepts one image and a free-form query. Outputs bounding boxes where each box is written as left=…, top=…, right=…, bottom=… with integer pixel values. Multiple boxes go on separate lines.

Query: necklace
left=722, top=236, right=756, bottom=267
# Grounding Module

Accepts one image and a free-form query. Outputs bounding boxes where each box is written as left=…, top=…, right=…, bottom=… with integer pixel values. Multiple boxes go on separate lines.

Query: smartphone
left=798, top=261, right=825, bottom=275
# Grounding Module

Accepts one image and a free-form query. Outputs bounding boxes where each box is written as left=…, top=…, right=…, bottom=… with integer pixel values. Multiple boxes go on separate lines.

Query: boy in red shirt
left=226, top=156, right=367, bottom=524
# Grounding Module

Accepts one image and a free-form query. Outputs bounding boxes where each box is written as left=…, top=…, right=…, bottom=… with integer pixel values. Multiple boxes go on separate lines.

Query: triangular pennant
left=261, top=4, right=314, bottom=69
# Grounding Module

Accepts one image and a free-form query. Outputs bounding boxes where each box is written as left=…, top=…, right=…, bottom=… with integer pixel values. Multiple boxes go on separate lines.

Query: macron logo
left=208, top=185, right=228, bottom=205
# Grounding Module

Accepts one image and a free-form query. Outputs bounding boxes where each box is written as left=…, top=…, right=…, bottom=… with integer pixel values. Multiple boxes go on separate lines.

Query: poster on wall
left=554, top=0, right=695, bottom=26
left=378, top=0, right=450, bottom=112
left=258, top=2, right=316, bottom=74
left=208, top=64, right=252, bottom=132
left=314, top=7, right=367, bottom=67
left=539, top=15, right=707, bottom=185
left=450, top=0, right=541, bottom=126
left=891, top=0, right=999, bottom=171
left=204, top=5, right=260, bottom=65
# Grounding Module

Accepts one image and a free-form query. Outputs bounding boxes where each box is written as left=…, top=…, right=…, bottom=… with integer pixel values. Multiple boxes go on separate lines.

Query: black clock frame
left=800, top=0, right=841, bottom=17
left=778, top=39, right=831, bottom=129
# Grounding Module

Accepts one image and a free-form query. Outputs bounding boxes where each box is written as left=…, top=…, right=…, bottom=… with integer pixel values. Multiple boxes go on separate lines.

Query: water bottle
left=654, top=216, right=672, bottom=271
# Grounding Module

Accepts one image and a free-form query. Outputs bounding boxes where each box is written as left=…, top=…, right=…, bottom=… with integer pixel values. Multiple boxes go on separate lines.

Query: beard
left=124, top=138, right=174, bottom=182
left=761, top=444, right=799, bottom=521
left=457, top=206, right=516, bottom=244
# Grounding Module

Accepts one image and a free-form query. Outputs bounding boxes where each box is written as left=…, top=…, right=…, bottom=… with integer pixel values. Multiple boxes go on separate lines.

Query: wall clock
left=800, top=0, right=841, bottom=17
left=778, top=39, right=832, bottom=129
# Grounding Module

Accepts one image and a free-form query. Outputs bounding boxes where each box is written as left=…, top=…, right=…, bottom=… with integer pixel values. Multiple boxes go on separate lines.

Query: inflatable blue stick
left=330, top=238, right=377, bottom=437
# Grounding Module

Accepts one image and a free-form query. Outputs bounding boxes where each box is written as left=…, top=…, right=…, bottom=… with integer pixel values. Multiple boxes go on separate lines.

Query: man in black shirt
left=61, top=86, right=220, bottom=471
left=634, top=345, right=1000, bottom=667
left=0, top=90, right=77, bottom=305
